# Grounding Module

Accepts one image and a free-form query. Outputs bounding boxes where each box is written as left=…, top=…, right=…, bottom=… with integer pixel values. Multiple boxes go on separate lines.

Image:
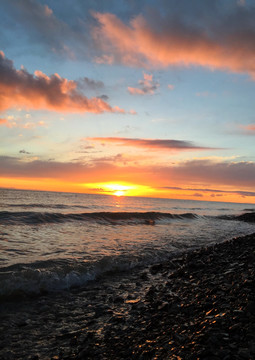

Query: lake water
left=0, top=188, right=254, bottom=298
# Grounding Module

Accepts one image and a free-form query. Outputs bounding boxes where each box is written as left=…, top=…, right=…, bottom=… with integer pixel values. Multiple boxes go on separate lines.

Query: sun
left=105, top=183, right=131, bottom=196
left=84, top=181, right=155, bottom=197
left=114, top=190, right=125, bottom=196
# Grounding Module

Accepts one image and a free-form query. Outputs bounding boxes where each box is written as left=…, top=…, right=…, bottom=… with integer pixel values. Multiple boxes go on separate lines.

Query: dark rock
left=113, top=295, right=124, bottom=304
left=30, top=356, right=39, bottom=360
left=140, top=271, right=148, bottom=280
left=238, top=348, right=251, bottom=359
left=70, top=337, right=78, bottom=346
left=246, top=301, right=255, bottom=315
left=150, top=263, right=163, bottom=275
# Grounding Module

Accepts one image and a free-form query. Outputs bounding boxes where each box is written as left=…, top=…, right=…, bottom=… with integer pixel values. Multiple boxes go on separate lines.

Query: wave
left=218, top=212, right=255, bottom=223
left=0, top=211, right=199, bottom=226
left=0, top=253, right=167, bottom=300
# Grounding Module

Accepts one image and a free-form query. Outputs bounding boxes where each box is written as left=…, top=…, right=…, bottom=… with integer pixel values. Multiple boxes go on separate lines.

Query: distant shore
left=1, top=233, right=255, bottom=360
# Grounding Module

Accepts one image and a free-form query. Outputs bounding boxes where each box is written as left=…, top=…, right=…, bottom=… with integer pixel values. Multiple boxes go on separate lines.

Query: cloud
left=19, top=149, right=31, bottom=154
left=1, top=0, right=86, bottom=59
left=97, top=95, right=109, bottom=101
left=240, top=124, right=255, bottom=134
left=160, top=185, right=255, bottom=198
left=0, top=118, right=9, bottom=126
left=87, top=137, right=217, bottom=151
left=1, top=157, right=255, bottom=194
left=78, top=77, right=104, bottom=90
left=0, top=51, right=124, bottom=114
left=168, top=84, right=175, bottom=90
left=92, top=8, right=255, bottom=78
left=157, top=159, right=255, bottom=189
left=0, top=156, right=119, bottom=183
left=128, top=73, right=159, bottom=95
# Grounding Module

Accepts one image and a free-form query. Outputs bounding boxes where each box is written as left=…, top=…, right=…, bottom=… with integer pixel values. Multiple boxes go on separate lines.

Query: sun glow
left=98, top=183, right=133, bottom=196
left=84, top=182, right=154, bottom=197
left=114, top=190, right=125, bottom=196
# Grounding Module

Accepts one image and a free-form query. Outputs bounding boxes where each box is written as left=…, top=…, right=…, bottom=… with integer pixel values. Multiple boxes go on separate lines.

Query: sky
left=0, top=0, right=255, bottom=203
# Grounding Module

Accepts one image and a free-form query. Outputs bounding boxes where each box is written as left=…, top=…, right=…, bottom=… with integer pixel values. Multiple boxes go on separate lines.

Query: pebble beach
left=1, top=232, right=255, bottom=360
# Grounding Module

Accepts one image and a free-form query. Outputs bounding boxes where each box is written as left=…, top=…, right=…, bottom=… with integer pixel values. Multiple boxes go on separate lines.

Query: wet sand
left=0, top=233, right=255, bottom=359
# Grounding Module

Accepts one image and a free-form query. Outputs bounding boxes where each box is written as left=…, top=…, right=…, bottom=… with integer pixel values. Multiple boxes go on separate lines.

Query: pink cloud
left=168, top=84, right=175, bottom=90
left=92, top=12, right=255, bottom=78
left=0, top=51, right=125, bottom=114
left=87, top=137, right=217, bottom=151
left=128, top=73, right=159, bottom=95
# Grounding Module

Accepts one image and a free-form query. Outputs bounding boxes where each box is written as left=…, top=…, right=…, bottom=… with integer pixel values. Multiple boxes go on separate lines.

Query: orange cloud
left=92, top=12, right=255, bottom=78
left=0, top=118, right=8, bottom=126
left=87, top=137, right=217, bottom=151
left=0, top=51, right=124, bottom=114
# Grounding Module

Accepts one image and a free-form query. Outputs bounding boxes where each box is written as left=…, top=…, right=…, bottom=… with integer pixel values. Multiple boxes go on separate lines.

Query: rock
left=140, top=272, right=148, bottom=280
left=113, top=295, right=124, bottom=304
left=246, top=301, right=255, bottom=315
left=150, top=263, right=163, bottom=275
left=238, top=348, right=250, bottom=359
left=70, top=337, right=78, bottom=346
left=30, top=356, right=39, bottom=360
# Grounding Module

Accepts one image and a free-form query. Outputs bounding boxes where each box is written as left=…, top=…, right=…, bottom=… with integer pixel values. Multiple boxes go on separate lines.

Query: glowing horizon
left=1, top=1, right=255, bottom=204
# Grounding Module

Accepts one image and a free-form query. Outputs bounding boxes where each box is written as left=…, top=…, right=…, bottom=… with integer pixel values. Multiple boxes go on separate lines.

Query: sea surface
left=0, top=188, right=255, bottom=299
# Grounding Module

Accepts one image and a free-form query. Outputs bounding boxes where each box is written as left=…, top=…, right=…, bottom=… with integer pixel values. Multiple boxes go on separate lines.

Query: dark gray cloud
left=157, top=160, right=255, bottom=188
left=160, top=185, right=255, bottom=198
left=19, top=149, right=31, bottom=154
left=97, top=95, right=109, bottom=101
left=78, top=77, right=104, bottom=90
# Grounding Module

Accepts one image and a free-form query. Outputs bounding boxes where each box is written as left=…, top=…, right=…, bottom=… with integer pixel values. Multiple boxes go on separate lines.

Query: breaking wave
left=0, top=211, right=200, bottom=226
left=0, top=253, right=166, bottom=300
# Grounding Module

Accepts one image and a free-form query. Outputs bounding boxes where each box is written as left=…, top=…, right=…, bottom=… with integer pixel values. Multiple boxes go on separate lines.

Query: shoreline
left=1, top=233, right=255, bottom=359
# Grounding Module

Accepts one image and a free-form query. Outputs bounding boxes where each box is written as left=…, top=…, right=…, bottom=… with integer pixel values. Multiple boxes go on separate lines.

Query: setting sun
left=84, top=182, right=155, bottom=197
left=114, top=190, right=125, bottom=196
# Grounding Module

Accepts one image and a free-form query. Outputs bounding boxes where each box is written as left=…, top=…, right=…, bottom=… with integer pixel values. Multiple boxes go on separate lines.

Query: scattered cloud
left=193, top=193, right=203, bottom=197
left=87, top=137, right=217, bottom=151
left=160, top=185, right=255, bottom=198
left=19, top=149, right=31, bottom=154
left=97, top=95, right=109, bottom=101
left=128, top=73, right=159, bottom=95
left=0, top=51, right=125, bottom=114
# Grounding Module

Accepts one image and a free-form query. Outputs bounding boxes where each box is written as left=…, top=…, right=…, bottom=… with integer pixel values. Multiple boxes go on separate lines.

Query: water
left=0, top=188, right=254, bottom=298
